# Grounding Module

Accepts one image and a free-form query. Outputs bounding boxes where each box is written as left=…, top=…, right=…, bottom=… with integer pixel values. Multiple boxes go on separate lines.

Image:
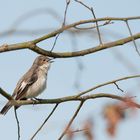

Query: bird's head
left=33, top=55, right=53, bottom=71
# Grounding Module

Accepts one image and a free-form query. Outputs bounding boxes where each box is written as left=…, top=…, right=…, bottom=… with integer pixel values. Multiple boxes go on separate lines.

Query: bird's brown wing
left=13, top=69, right=38, bottom=100
left=0, top=66, right=38, bottom=115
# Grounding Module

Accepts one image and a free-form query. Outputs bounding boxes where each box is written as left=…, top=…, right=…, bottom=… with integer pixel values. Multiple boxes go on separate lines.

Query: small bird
left=0, top=55, right=53, bottom=115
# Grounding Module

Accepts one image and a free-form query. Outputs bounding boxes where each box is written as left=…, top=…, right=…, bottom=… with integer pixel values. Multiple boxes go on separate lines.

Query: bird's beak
left=48, top=58, right=54, bottom=63
left=50, top=60, right=54, bottom=63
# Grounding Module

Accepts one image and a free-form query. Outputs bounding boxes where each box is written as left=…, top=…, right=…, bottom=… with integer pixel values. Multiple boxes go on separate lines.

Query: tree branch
left=10, top=93, right=140, bottom=108
left=125, top=20, right=140, bottom=56
left=30, top=104, right=59, bottom=140
left=58, top=101, right=84, bottom=140
left=32, top=33, right=140, bottom=58
left=32, top=16, right=140, bottom=44
left=76, top=74, right=140, bottom=97
left=0, top=16, right=140, bottom=58
left=1, top=32, right=140, bottom=58
left=14, top=107, right=20, bottom=140
left=1, top=74, right=140, bottom=106
left=0, top=87, right=15, bottom=101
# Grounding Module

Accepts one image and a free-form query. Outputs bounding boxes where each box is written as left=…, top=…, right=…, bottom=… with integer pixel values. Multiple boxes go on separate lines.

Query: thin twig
left=30, top=104, right=59, bottom=140
left=58, top=101, right=84, bottom=140
left=32, top=16, right=140, bottom=44
left=50, top=0, right=70, bottom=52
left=66, top=128, right=87, bottom=134
left=63, top=0, right=71, bottom=26
left=125, top=20, right=140, bottom=56
left=76, top=74, right=140, bottom=97
left=50, top=34, right=60, bottom=52
left=74, top=20, right=113, bottom=30
left=114, top=82, right=124, bottom=93
left=75, top=0, right=102, bottom=44
left=14, top=107, right=20, bottom=140
left=91, top=8, right=103, bottom=45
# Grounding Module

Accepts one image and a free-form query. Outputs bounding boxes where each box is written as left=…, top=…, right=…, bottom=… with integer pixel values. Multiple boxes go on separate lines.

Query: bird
left=0, top=55, right=53, bottom=115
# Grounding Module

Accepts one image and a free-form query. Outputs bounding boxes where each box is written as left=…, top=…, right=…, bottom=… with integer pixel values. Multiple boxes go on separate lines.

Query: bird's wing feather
left=13, top=70, right=38, bottom=100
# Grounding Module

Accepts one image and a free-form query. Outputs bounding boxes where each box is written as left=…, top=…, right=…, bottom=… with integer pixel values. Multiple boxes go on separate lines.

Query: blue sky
left=0, top=0, right=140, bottom=140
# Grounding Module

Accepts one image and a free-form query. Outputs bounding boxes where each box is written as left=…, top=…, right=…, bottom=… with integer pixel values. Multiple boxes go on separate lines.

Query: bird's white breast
left=25, top=71, right=47, bottom=98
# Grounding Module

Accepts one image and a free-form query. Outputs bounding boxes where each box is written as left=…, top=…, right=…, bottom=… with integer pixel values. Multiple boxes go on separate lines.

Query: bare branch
left=0, top=87, right=14, bottom=101
left=63, top=0, right=71, bottom=26
left=0, top=41, right=32, bottom=53
left=76, top=74, right=140, bottom=97
left=14, top=107, right=20, bottom=140
left=1, top=31, right=139, bottom=58
left=58, top=101, right=84, bottom=140
left=125, top=20, right=140, bottom=56
left=50, top=34, right=60, bottom=52
left=9, top=93, right=140, bottom=109
left=90, top=7, right=103, bottom=44
left=74, top=20, right=113, bottom=30
left=50, top=0, right=71, bottom=52
left=75, top=0, right=103, bottom=44
left=32, top=16, right=140, bottom=44
left=31, top=32, right=140, bottom=58
left=30, top=104, right=59, bottom=140
left=66, top=128, right=87, bottom=134
left=1, top=74, right=140, bottom=106
left=114, top=82, right=124, bottom=93
left=0, top=17, right=140, bottom=58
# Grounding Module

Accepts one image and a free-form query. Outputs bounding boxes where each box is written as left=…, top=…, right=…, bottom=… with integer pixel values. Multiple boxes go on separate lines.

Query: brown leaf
left=83, top=119, right=94, bottom=140
left=103, top=104, right=125, bottom=136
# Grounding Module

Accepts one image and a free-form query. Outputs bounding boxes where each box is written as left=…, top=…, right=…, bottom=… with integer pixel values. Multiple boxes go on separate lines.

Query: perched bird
left=0, top=55, right=53, bottom=115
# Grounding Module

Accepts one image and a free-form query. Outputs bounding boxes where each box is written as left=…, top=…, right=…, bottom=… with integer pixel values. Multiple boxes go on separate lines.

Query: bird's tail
left=0, top=102, right=12, bottom=115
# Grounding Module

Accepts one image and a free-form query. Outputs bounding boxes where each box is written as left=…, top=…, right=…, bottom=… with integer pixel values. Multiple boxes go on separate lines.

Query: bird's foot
left=30, top=98, right=44, bottom=105
left=33, top=97, right=43, bottom=101
left=31, top=98, right=38, bottom=105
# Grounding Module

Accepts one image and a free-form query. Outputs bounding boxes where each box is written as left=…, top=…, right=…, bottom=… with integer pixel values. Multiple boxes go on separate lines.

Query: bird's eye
left=43, top=59, right=46, bottom=61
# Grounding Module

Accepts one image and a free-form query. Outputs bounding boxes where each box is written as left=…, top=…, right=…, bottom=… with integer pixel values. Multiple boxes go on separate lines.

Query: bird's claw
left=33, top=97, right=43, bottom=101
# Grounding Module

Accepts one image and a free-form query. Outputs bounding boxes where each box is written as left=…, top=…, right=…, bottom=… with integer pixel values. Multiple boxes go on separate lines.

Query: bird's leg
left=30, top=97, right=43, bottom=105
left=30, top=98, right=38, bottom=105
left=33, top=97, right=43, bottom=101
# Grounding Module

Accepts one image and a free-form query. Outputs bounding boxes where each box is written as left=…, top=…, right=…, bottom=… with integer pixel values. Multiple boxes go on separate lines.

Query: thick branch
left=1, top=74, right=140, bottom=106
left=32, top=33, right=140, bottom=58
left=0, top=87, right=18, bottom=105
left=0, top=42, right=33, bottom=53
left=0, top=87, right=15, bottom=101
left=1, top=32, right=140, bottom=58
left=0, top=87, right=128, bottom=105
left=0, top=16, right=140, bottom=58
left=13, top=93, right=140, bottom=107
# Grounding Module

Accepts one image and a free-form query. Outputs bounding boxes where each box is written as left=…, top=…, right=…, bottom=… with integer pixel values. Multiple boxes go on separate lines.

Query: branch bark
left=1, top=74, right=140, bottom=106
left=9, top=93, right=140, bottom=108
left=0, top=16, right=140, bottom=58
left=0, top=33, right=140, bottom=58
